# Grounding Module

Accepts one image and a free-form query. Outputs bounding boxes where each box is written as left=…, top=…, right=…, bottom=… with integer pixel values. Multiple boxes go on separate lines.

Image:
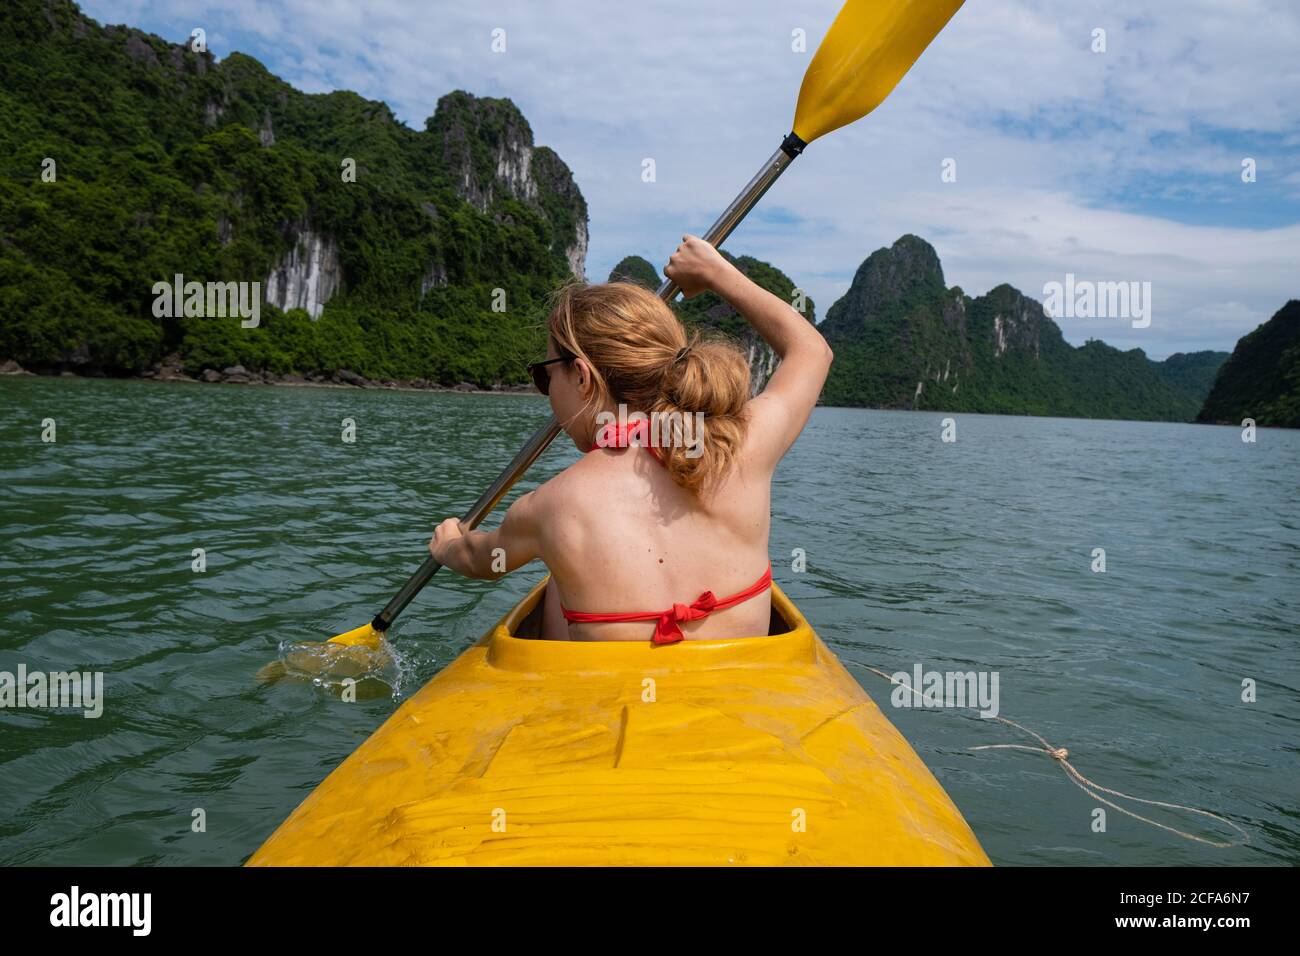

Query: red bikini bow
left=560, top=564, right=773, bottom=644
left=654, top=591, right=719, bottom=644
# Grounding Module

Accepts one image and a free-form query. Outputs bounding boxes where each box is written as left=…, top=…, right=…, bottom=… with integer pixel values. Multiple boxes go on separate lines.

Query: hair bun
left=546, top=280, right=749, bottom=494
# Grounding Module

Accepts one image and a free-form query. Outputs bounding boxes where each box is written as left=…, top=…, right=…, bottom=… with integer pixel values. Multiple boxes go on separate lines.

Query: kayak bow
left=249, top=579, right=991, bottom=866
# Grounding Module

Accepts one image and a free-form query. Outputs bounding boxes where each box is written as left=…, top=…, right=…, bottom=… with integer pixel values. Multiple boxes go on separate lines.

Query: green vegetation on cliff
left=0, top=0, right=586, bottom=385
left=608, top=256, right=662, bottom=290
left=819, top=236, right=1231, bottom=422
left=1154, top=350, right=1230, bottom=405
left=1197, top=301, right=1300, bottom=427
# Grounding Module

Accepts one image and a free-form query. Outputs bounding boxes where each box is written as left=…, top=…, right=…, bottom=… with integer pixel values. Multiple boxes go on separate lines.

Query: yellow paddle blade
left=327, top=621, right=383, bottom=648
left=793, top=0, right=965, bottom=143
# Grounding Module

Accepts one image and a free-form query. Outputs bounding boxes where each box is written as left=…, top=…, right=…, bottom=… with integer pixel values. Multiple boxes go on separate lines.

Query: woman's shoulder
left=540, top=444, right=686, bottom=508
left=534, top=450, right=611, bottom=504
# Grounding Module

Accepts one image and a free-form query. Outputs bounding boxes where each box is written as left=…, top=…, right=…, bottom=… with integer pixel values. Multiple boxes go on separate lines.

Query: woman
left=429, top=234, right=832, bottom=642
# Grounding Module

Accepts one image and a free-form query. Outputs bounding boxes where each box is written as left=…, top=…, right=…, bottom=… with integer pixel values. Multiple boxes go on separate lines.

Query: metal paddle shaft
left=371, top=414, right=563, bottom=631
left=369, top=132, right=807, bottom=634
left=655, top=133, right=806, bottom=300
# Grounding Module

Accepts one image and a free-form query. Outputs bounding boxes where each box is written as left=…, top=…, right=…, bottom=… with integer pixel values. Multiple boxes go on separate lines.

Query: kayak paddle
left=321, top=0, right=966, bottom=652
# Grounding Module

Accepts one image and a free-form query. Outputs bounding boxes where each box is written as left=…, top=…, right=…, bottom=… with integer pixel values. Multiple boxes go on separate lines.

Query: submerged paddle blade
left=256, top=621, right=384, bottom=684
left=793, top=0, right=965, bottom=143
left=327, top=621, right=383, bottom=648
left=258, top=639, right=400, bottom=697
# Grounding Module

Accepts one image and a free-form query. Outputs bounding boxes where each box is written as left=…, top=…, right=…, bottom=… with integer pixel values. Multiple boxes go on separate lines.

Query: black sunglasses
left=526, top=352, right=574, bottom=396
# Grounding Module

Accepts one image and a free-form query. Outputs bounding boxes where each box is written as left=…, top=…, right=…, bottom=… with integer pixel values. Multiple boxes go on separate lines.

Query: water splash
left=258, top=633, right=412, bottom=700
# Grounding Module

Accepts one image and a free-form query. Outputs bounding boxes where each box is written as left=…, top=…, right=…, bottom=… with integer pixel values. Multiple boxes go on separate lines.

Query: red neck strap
left=592, top=420, right=664, bottom=464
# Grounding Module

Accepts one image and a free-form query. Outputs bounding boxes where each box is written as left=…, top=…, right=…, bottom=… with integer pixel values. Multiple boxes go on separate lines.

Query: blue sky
left=84, top=0, right=1299, bottom=358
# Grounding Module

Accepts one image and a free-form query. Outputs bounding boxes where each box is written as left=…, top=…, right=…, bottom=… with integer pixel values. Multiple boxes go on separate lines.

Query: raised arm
left=663, top=235, right=833, bottom=468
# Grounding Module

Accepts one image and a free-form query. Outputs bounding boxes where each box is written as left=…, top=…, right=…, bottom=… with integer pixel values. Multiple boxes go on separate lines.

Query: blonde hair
left=546, top=280, right=750, bottom=494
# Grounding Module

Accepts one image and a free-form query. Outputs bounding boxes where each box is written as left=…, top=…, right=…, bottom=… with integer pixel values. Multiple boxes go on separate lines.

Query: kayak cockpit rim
left=484, top=576, right=817, bottom=672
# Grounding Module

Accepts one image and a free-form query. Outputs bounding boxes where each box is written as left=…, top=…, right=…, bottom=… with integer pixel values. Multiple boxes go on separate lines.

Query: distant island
left=0, top=0, right=1294, bottom=426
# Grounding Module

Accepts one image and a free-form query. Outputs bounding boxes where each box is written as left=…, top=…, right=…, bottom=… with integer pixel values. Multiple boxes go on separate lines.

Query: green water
left=1, top=377, right=1296, bottom=865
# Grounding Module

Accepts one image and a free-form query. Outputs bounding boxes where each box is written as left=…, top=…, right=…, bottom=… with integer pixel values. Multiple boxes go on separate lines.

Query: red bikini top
left=560, top=563, right=773, bottom=645
left=563, top=418, right=772, bottom=644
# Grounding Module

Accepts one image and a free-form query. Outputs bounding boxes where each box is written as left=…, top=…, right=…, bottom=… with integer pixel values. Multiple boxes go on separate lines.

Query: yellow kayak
left=248, top=578, right=991, bottom=866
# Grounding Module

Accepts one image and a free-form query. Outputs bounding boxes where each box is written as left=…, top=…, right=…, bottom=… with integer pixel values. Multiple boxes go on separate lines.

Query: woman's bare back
left=535, top=429, right=774, bottom=641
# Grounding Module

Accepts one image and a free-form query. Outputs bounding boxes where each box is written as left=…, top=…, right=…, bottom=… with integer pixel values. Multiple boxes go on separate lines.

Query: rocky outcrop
left=430, top=92, right=535, bottom=212
left=820, top=235, right=1214, bottom=421
left=533, top=146, right=588, bottom=279
left=145, top=353, right=190, bottom=381
left=743, top=335, right=779, bottom=393
left=820, top=234, right=948, bottom=333
left=429, top=92, right=588, bottom=278
left=566, top=221, right=588, bottom=280
left=123, top=33, right=158, bottom=67
left=264, top=224, right=341, bottom=319
left=257, top=108, right=275, bottom=147
left=984, top=287, right=1042, bottom=360
left=419, top=261, right=448, bottom=298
